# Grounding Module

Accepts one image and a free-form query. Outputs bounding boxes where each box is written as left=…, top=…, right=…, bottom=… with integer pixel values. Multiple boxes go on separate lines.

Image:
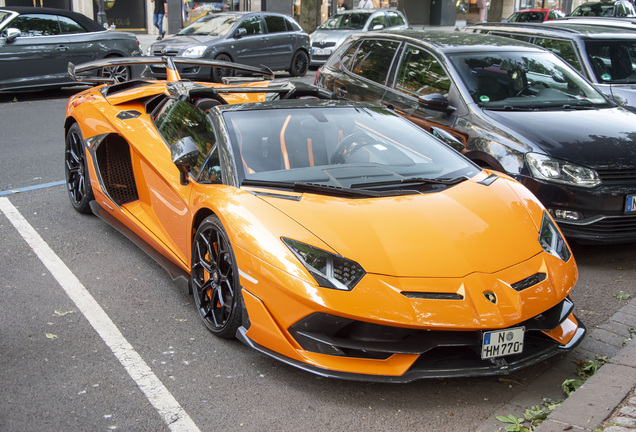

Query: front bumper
left=237, top=298, right=585, bottom=382
left=520, top=174, right=636, bottom=243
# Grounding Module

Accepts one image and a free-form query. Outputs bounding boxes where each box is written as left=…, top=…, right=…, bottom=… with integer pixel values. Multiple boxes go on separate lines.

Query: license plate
left=152, top=64, right=166, bottom=68
left=481, top=327, right=524, bottom=359
left=626, top=195, right=636, bottom=213
left=312, top=48, right=332, bottom=56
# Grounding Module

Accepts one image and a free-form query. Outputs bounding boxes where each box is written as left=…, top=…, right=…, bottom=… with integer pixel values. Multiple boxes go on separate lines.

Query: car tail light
left=314, top=67, right=322, bottom=86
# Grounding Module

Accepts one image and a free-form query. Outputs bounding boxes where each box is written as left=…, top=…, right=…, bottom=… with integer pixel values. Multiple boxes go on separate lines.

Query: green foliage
left=562, top=378, right=585, bottom=396
left=523, top=398, right=564, bottom=428
left=496, top=414, right=529, bottom=431
left=614, top=291, right=632, bottom=300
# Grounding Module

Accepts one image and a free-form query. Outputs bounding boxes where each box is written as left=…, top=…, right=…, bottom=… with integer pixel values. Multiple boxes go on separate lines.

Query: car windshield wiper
left=482, top=106, right=536, bottom=111
left=241, top=179, right=419, bottom=198
left=559, top=104, right=597, bottom=110
left=349, top=176, right=469, bottom=189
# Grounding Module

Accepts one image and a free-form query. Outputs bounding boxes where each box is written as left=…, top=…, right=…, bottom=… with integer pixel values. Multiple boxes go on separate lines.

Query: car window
left=178, top=13, right=238, bottom=36
left=339, top=40, right=361, bottom=70
left=9, top=14, right=61, bottom=37
left=571, top=3, right=615, bottom=16
left=395, top=45, right=451, bottom=98
left=534, top=38, right=582, bottom=72
left=264, top=15, right=287, bottom=33
left=386, top=11, right=405, bottom=27
left=285, top=17, right=301, bottom=31
left=585, top=40, right=636, bottom=83
left=350, top=39, right=401, bottom=85
left=58, top=16, right=86, bottom=34
left=237, top=15, right=263, bottom=35
left=491, top=32, right=532, bottom=42
left=369, top=13, right=387, bottom=29
left=509, top=11, right=547, bottom=22
left=319, top=12, right=368, bottom=30
left=198, top=146, right=221, bottom=183
left=154, top=98, right=217, bottom=178
left=547, top=10, right=557, bottom=20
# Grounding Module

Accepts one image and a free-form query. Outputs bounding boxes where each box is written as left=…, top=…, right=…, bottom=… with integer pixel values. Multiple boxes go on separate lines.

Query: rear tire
left=212, top=54, right=235, bottom=83
left=64, top=123, right=94, bottom=214
left=289, top=50, right=309, bottom=77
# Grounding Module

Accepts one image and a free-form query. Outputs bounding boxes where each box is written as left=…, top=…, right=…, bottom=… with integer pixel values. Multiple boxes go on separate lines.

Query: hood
left=152, top=34, right=222, bottom=52
left=256, top=177, right=543, bottom=278
left=484, top=107, right=636, bottom=169
left=608, top=84, right=636, bottom=112
left=311, top=29, right=357, bottom=45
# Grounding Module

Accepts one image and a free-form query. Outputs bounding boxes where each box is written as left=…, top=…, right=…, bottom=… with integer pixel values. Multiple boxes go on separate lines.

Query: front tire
left=289, top=50, right=309, bottom=77
left=212, top=54, right=235, bottom=83
left=191, top=215, right=242, bottom=339
left=65, top=123, right=94, bottom=214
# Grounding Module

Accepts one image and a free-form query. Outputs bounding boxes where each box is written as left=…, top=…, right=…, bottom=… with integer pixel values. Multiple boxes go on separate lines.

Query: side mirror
left=6, top=28, right=20, bottom=42
left=372, top=24, right=385, bottom=30
left=418, top=93, right=456, bottom=114
left=431, top=127, right=464, bottom=153
left=171, top=136, right=200, bottom=185
left=235, top=27, right=247, bottom=38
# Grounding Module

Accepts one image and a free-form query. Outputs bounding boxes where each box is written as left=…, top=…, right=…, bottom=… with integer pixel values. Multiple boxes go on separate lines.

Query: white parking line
left=0, top=197, right=201, bottom=432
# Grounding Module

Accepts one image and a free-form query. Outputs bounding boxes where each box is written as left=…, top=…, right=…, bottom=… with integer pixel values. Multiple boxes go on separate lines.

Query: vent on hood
left=511, top=273, right=547, bottom=292
left=401, top=292, right=464, bottom=300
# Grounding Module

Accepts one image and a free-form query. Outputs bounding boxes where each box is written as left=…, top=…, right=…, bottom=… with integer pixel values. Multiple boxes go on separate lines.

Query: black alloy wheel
left=212, top=54, right=235, bottom=83
left=289, top=50, right=309, bottom=77
left=64, top=123, right=94, bottom=214
left=191, top=215, right=242, bottom=338
left=100, top=64, right=131, bottom=83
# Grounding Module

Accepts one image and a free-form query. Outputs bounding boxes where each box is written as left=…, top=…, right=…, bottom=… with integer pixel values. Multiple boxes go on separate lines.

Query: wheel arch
left=64, top=116, right=79, bottom=138
left=214, top=52, right=234, bottom=62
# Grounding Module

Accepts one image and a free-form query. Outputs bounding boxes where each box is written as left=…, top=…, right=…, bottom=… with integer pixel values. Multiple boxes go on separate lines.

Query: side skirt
left=89, top=200, right=191, bottom=294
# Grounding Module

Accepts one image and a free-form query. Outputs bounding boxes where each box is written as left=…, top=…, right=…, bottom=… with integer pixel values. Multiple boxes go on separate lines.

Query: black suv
left=463, top=22, right=636, bottom=111
left=315, top=30, right=636, bottom=243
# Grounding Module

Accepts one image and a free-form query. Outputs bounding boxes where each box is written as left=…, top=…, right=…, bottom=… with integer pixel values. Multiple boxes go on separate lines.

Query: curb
left=475, top=298, right=636, bottom=432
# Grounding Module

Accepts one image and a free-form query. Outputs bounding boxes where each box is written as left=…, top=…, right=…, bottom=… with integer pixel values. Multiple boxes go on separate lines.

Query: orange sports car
left=64, top=57, right=585, bottom=382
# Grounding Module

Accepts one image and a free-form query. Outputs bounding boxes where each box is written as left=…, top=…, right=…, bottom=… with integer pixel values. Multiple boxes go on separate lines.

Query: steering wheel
left=330, top=133, right=380, bottom=164
left=515, top=81, right=549, bottom=97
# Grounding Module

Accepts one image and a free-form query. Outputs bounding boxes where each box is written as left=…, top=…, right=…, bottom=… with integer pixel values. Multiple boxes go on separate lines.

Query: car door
left=381, top=43, right=469, bottom=149
left=263, top=14, right=292, bottom=70
left=232, top=14, right=269, bottom=67
left=57, top=15, right=102, bottom=66
left=0, top=13, right=71, bottom=89
left=333, top=38, right=402, bottom=103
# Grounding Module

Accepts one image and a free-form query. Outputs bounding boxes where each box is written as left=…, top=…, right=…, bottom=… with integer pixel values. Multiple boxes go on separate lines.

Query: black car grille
left=153, top=49, right=179, bottom=57
left=561, top=215, right=636, bottom=238
left=597, top=168, right=636, bottom=182
left=312, top=41, right=336, bottom=47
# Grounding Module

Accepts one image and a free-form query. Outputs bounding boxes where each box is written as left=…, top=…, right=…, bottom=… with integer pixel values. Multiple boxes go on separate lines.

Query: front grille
left=153, top=49, right=179, bottom=56
left=96, top=135, right=139, bottom=206
left=312, top=41, right=336, bottom=47
left=402, top=292, right=464, bottom=300
left=561, top=215, right=636, bottom=238
left=597, top=168, right=636, bottom=182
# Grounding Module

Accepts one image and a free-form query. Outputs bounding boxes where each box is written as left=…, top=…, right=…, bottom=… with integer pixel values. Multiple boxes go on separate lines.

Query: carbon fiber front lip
left=235, top=322, right=586, bottom=383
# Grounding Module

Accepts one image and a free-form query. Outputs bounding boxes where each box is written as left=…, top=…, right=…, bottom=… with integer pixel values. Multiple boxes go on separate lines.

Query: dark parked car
left=569, top=0, right=635, bottom=17
left=315, top=30, right=636, bottom=243
left=147, top=12, right=310, bottom=82
left=504, top=8, right=565, bottom=22
left=309, top=9, right=409, bottom=67
left=0, top=6, right=143, bottom=91
left=463, top=22, right=636, bottom=110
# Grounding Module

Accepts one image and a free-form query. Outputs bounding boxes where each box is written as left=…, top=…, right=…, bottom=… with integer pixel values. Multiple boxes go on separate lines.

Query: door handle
left=260, top=37, right=269, bottom=41
left=55, top=45, right=68, bottom=51
left=337, top=87, right=347, bottom=97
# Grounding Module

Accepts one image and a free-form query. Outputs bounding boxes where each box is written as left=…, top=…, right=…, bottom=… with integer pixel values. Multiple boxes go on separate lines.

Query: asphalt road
left=1, top=83, right=634, bottom=432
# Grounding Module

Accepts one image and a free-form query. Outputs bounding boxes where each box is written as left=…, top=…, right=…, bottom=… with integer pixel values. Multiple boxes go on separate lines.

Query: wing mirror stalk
left=172, top=136, right=199, bottom=185
left=418, top=93, right=456, bottom=114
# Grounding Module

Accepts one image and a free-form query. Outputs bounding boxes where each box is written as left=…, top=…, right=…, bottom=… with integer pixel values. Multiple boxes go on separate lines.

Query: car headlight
left=145, top=46, right=153, bottom=56
left=181, top=45, right=207, bottom=57
left=539, top=212, right=571, bottom=262
left=282, top=238, right=366, bottom=291
left=526, top=153, right=601, bottom=188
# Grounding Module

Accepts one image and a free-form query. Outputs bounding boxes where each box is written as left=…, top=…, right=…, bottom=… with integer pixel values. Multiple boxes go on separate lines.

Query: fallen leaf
left=498, top=378, right=521, bottom=385
left=614, top=292, right=631, bottom=300
left=175, top=319, right=187, bottom=322
left=45, top=333, right=58, bottom=339
left=54, top=310, right=74, bottom=316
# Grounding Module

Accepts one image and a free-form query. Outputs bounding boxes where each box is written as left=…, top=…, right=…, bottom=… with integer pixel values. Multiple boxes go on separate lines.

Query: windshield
left=318, top=13, right=368, bottom=30
left=448, top=51, right=611, bottom=110
left=0, top=11, right=11, bottom=28
left=223, top=106, right=479, bottom=191
left=586, top=40, right=636, bottom=84
left=508, top=11, right=547, bottom=22
left=570, top=2, right=616, bottom=16
left=177, top=13, right=238, bottom=36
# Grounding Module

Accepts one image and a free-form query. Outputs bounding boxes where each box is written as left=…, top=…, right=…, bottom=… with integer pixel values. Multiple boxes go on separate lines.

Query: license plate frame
left=481, top=327, right=525, bottom=359
left=312, top=48, right=332, bottom=56
left=625, top=195, right=636, bottom=213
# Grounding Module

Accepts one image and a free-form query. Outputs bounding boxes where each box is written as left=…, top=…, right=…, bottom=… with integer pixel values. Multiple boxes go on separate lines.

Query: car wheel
left=64, top=123, right=94, bottom=214
left=100, top=57, right=131, bottom=83
left=212, top=54, right=235, bottom=83
left=191, top=215, right=242, bottom=339
left=289, top=50, right=309, bottom=77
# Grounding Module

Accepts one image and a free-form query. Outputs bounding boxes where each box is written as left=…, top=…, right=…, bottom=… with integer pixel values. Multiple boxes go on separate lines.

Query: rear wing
left=68, top=56, right=275, bottom=84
